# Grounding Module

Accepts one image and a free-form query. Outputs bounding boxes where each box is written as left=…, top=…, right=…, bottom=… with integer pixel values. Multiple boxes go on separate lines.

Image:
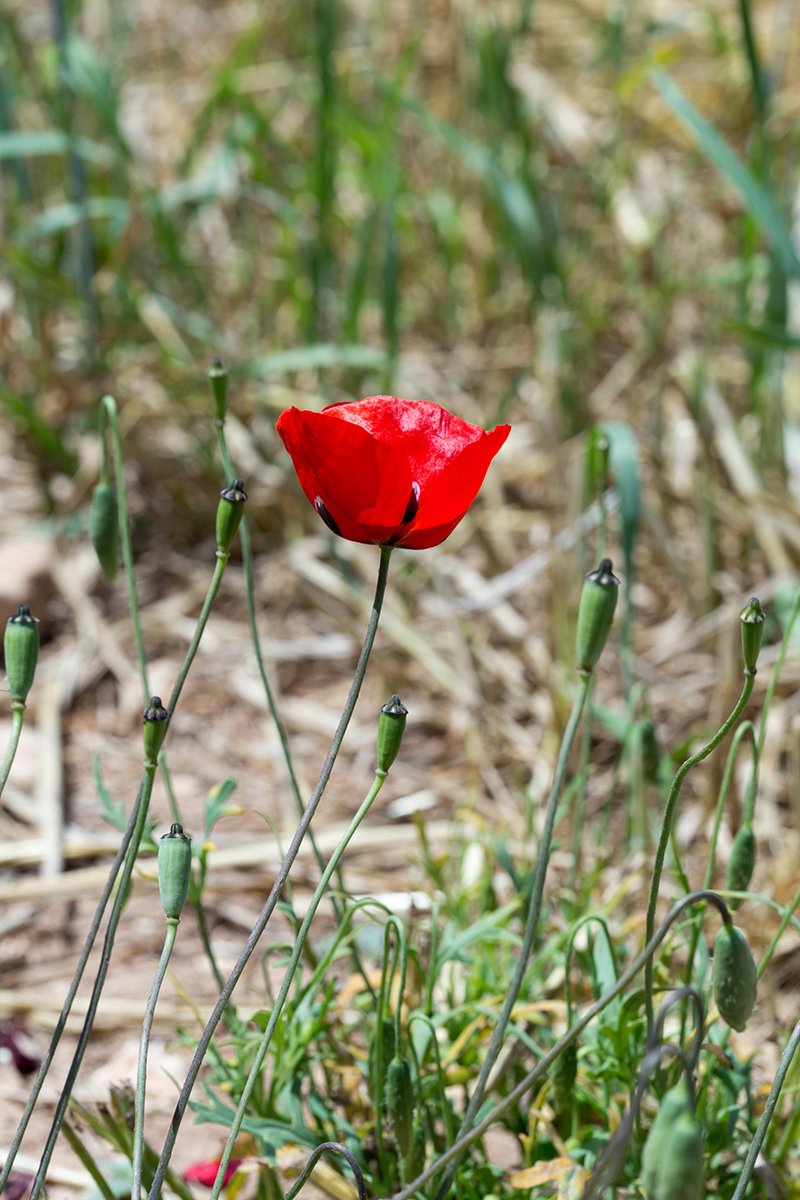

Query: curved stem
left=208, top=769, right=388, bottom=1200
left=0, top=775, right=147, bottom=1192
left=0, top=701, right=25, bottom=798
left=435, top=671, right=591, bottom=1200
left=281, top=1142, right=367, bottom=1200
left=132, top=919, right=179, bottom=1200
left=102, top=395, right=149, bottom=704
left=644, top=672, right=754, bottom=1034
left=731, top=1014, right=800, bottom=1200
left=147, top=544, right=393, bottom=1199
left=390, top=889, right=730, bottom=1200
left=29, top=764, right=158, bottom=1200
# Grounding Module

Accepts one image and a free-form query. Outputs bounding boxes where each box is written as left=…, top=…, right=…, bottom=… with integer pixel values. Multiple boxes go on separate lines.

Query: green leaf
left=23, top=197, right=130, bottom=241
left=651, top=67, right=800, bottom=278
left=0, top=129, right=117, bottom=167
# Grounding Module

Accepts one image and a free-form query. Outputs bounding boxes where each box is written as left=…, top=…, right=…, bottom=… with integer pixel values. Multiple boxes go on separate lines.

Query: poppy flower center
left=401, top=481, right=420, bottom=525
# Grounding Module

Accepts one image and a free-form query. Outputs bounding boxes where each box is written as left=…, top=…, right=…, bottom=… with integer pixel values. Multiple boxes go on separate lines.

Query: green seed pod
left=725, top=821, right=756, bottom=910
left=640, top=1080, right=690, bottom=1197
left=158, top=823, right=192, bottom=919
left=4, top=604, right=40, bottom=704
left=208, top=357, right=228, bottom=423
left=143, top=696, right=169, bottom=763
left=740, top=597, right=766, bottom=674
left=652, top=1110, right=704, bottom=1200
left=385, top=1054, right=415, bottom=1160
left=575, top=558, right=620, bottom=672
left=377, top=695, right=408, bottom=773
left=90, top=479, right=119, bottom=581
left=216, top=478, right=247, bottom=554
left=549, top=1040, right=578, bottom=1114
left=713, top=922, right=757, bottom=1032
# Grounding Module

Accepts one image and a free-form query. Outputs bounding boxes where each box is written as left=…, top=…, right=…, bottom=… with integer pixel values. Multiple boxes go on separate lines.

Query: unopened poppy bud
left=641, top=1079, right=690, bottom=1197
left=5, top=604, right=39, bottom=704
left=216, top=478, right=247, bottom=553
left=725, top=821, right=756, bottom=910
left=158, top=823, right=192, bottom=919
left=143, top=696, right=168, bottom=763
left=90, top=480, right=119, bottom=581
left=377, top=695, right=408, bottom=772
left=208, top=357, right=228, bottom=423
left=575, top=558, right=619, bottom=672
left=654, top=1110, right=705, bottom=1200
left=740, top=597, right=765, bottom=674
left=385, top=1054, right=415, bottom=1160
left=713, top=921, right=757, bottom=1031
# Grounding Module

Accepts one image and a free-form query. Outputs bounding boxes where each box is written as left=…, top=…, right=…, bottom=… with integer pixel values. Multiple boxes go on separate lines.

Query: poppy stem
left=432, top=670, right=592, bottom=1200
left=0, top=703, right=25, bottom=799
left=132, top=918, right=179, bottom=1200
left=147, top=544, right=394, bottom=1199
left=643, top=671, right=755, bottom=1036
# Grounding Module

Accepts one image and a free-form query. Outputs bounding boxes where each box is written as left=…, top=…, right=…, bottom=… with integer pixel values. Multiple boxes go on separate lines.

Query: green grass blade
left=651, top=67, right=800, bottom=278
left=241, top=343, right=388, bottom=377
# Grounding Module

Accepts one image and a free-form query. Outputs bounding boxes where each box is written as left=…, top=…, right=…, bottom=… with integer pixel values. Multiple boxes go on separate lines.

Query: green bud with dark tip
left=575, top=558, right=620, bottom=672
left=143, top=696, right=168, bottom=763
left=549, top=1040, right=578, bottom=1114
left=385, top=1054, right=415, bottom=1160
left=740, top=597, right=766, bottom=674
left=641, top=1080, right=691, bottom=1197
left=216, top=478, right=247, bottom=554
left=5, top=604, right=39, bottom=704
left=713, top=921, right=757, bottom=1032
left=725, top=821, right=756, bottom=910
left=208, top=357, right=228, bottom=423
left=90, top=479, right=119, bottom=581
left=376, top=695, right=408, bottom=773
left=158, top=823, right=192, bottom=920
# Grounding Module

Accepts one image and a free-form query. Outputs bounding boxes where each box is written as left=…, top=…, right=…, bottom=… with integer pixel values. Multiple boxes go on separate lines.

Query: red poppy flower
left=276, top=396, right=510, bottom=549
left=183, top=1158, right=242, bottom=1188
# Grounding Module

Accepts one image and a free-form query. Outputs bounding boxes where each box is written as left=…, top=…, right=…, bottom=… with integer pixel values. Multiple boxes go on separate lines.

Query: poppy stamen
left=400, top=482, right=420, bottom=525
left=314, top=497, right=341, bottom=536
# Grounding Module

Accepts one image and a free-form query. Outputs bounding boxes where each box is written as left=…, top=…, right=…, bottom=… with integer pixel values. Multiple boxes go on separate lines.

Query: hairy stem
left=132, top=919, right=179, bottom=1200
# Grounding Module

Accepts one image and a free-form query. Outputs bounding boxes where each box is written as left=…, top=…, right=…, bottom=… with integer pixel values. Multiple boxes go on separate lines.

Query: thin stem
left=435, top=671, right=592, bottom=1200
left=158, top=751, right=183, bottom=827
left=165, top=553, right=228, bottom=727
left=132, top=918, right=179, bottom=1200
left=102, top=395, right=149, bottom=704
left=147, top=544, right=393, bottom=1198
left=214, top=423, right=362, bottom=976
left=391, top=890, right=730, bottom=1200
left=731, top=1015, right=800, bottom=1200
left=208, top=769, right=388, bottom=1200
left=0, top=702, right=25, bottom=798
left=193, top=896, right=226, bottom=993
left=30, top=764, right=158, bottom=1200
left=0, top=776, right=147, bottom=1192
left=644, top=671, right=754, bottom=1034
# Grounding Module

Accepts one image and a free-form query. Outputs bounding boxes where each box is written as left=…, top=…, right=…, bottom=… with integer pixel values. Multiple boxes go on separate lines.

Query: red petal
left=277, top=407, right=412, bottom=543
left=398, top=423, right=510, bottom=548
left=183, top=1158, right=242, bottom=1187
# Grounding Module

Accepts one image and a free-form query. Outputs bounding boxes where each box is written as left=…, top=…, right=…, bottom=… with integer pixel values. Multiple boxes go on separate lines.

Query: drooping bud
left=158, top=823, right=193, bottom=920
left=4, top=605, right=40, bottom=704
left=90, top=480, right=119, bottom=582
left=740, top=597, right=766, bottom=675
left=725, top=821, right=756, bottom=910
left=641, top=1080, right=691, bottom=1197
left=208, top=357, right=228, bottom=423
left=143, top=696, right=169, bottom=763
left=713, top=921, right=757, bottom=1032
left=377, top=695, right=408, bottom=773
left=385, top=1054, right=415, bottom=1160
left=653, top=1110, right=705, bottom=1200
left=216, top=479, right=247, bottom=554
left=575, top=558, right=620, bottom=672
